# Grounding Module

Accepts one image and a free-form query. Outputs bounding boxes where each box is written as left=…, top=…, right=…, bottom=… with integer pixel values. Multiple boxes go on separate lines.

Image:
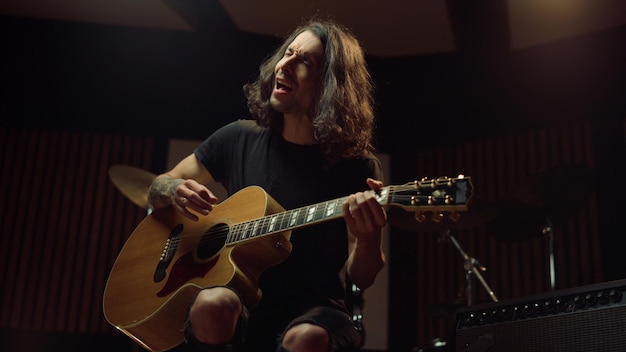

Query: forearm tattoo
left=148, top=177, right=184, bottom=209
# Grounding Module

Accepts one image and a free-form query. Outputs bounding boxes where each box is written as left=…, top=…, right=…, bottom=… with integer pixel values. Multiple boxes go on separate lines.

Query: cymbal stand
left=542, top=216, right=556, bottom=291
left=442, top=229, right=498, bottom=306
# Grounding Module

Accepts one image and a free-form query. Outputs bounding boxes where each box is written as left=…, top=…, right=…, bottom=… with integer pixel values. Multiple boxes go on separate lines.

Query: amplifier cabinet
left=451, top=279, right=626, bottom=352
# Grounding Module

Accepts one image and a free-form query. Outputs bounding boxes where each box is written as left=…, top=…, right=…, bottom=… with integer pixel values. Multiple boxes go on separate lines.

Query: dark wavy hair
left=243, top=20, right=376, bottom=163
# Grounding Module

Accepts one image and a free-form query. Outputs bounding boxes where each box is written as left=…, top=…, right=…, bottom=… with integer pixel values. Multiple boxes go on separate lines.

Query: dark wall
left=0, top=15, right=278, bottom=139
left=3, top=15, right=624, bottom=147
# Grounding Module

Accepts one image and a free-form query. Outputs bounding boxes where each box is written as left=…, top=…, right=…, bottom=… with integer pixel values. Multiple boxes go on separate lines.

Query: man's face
left=270, top=30, right=324, bottom=118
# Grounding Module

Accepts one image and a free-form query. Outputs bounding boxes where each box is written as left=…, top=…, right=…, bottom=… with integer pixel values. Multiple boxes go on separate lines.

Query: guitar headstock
left=379, top=175, right=473, bottom=222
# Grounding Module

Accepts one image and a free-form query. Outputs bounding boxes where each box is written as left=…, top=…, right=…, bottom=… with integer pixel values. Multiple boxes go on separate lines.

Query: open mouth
left=276, top=79, right=293, bottom=92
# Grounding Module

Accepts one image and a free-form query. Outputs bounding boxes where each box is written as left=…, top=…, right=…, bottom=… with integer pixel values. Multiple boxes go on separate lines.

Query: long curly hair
left=243, top=20, right=376, bottom=163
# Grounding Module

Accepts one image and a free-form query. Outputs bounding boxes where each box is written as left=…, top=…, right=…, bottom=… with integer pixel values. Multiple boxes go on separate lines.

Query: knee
left=188, top=287, right=242, bottom=342
left=281, top=323, right=330, bottom=352
left=190, top=287, right=242, bottom=318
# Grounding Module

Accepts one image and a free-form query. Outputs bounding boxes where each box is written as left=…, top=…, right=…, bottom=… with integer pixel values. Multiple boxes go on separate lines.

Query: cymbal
left=509, top=163, right=594, bottom=222
left=387, top=198, right=499, bottom=232
left=108, top=165, right=156, bottom=209
left=486, top=201, right=547, bottom=240
left=488, top=164, right=595, bottom=240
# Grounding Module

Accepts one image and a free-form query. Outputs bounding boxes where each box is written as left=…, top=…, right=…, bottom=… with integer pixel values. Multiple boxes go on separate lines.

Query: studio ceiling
left=1, top=0, right=625, bottom=57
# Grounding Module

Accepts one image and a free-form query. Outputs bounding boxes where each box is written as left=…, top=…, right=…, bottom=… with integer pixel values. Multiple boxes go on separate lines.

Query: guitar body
left=103, top=186, right=293, bottom=351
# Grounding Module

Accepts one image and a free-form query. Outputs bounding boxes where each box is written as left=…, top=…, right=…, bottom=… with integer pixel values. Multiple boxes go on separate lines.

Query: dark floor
left=1, top=329, right=136, bottom=352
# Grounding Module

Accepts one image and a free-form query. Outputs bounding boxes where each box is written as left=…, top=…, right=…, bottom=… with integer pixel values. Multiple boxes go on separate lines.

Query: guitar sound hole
left=196, top=223, right=229, bottom=260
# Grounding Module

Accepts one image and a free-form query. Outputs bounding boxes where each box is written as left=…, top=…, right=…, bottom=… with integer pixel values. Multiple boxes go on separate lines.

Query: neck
left=282, top=114, right=316, bottom=145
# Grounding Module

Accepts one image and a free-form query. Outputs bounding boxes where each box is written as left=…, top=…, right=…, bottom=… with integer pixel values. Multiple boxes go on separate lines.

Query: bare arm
left=342, top=178, right=387, bottom=289
left=148, top=153, right=219, bottom=221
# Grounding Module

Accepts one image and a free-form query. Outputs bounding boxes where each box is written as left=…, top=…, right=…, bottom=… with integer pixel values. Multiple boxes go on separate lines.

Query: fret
left=251, top=220, right=260, bottom=238
left=230, top=224, right=239, bottom=243
left=289, top=209, right=299, bottom=227
left=314, top=203, right=324, bottom=221
left=237, top=224, right=245, bottom=241
left=296, top=207, right=307, bottom=225
left=242, top=222, right=250, bottom=240
left=234, top=223, right=241, bottom=241
left=258, top=218, right=267, bottom=236
left=278, top=212, right=289, bottom=232
left=325, top=200, right=336, bottom=217
left=226, top=225, right=233, bottom=243
left=260, top=218, right=268, bottom=236
left=306, top=206, right=316, bottom=223
left=246, top=221, right=254, bottom=239
left=268, top=214, right=278, bottom=232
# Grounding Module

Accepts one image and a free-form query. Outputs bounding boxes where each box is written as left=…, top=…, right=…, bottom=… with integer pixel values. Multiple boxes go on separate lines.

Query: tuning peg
left=414, top=212, right=427, bottom=222
left=431, top=212, right=444, bottom=223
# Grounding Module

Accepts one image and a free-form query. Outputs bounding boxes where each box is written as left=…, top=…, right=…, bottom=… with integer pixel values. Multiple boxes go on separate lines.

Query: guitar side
left=102, top=186, right=292, bottom=351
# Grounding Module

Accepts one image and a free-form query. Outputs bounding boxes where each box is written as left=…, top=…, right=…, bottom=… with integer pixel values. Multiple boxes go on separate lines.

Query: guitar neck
left=227, top=176, right=472, bottom=245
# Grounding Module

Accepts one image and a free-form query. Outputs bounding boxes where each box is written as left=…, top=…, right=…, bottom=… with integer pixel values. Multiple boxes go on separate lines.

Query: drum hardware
left=403, top=164, right=595, bottom=351
left=487, top=163, right=595, bottom=290
left=441, top=229, right=499, bottom=306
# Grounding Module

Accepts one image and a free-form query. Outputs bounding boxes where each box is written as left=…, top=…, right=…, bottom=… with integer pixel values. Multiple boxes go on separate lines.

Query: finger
left=366, top=178, right=383, bottom=191
left=179, top=194, right=211, bottom=216
left=353, top=192, right=373, bottom=225
left=175, top=185, right=215, bottom=215
left=356, top=192, right=387, bottom=228
left=186, top=182, right=219, bottom=204
left=180, top=180, right=218, bottom=205
left=196, top=188, right=219, bottom=204
left=342, top=195, right=358, bottom=225
left=174, top=196, right=200, bottom=221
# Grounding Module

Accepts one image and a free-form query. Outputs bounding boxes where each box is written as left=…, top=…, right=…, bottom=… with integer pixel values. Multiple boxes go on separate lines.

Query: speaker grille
left=453, top=280, right=626, bottom=352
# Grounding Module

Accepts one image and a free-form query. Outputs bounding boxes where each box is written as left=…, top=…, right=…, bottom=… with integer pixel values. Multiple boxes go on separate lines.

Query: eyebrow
left=288, top=46, right=322, bottom=64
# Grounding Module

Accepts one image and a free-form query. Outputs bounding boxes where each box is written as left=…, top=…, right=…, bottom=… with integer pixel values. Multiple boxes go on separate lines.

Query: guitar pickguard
left=157, top=252, right=218, bottom=297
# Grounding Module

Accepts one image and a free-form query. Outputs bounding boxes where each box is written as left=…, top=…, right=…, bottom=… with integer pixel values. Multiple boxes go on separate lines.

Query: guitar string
left=164, top=181, right=467, bottom=250
left=159, top=181, right=468, bottom=250
left=162, top=182, right=467, bottom=252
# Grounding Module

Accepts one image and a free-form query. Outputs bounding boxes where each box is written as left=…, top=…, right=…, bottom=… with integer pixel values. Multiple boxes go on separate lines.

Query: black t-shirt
left=194, top=119, right=382, bottom=348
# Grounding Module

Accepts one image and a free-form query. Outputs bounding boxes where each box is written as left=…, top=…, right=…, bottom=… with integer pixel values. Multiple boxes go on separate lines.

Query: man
left=148, top=19, right=386, bottom=352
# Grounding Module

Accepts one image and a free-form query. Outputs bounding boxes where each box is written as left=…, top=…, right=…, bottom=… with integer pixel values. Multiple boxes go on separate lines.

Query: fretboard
left=226, top=188, right=391, bottom=244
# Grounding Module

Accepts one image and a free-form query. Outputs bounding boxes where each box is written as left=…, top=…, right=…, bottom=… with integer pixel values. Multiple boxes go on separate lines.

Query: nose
left=278, top=65, right=290, bottom=75
left=278, top=55, right=297, bottom=74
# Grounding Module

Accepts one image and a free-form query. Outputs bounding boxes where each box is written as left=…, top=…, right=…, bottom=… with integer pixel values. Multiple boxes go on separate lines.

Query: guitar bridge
left=153, top=223, right=183, bottom=282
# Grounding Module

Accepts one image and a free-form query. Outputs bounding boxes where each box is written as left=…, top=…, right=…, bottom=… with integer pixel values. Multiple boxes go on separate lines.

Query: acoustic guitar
left=103, top=175, right=473, bottom=351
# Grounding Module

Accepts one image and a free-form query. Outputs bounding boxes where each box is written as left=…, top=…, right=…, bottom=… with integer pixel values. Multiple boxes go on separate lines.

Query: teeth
left=277, top=79, right=292, bottom=89
left=277, top=80, right=292, bottom=91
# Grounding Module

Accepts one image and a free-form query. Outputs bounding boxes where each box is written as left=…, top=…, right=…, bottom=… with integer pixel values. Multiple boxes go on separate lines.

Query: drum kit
left=387, top=164, right=595, bottom=306
left=391, top=164, right=595, bottom=352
